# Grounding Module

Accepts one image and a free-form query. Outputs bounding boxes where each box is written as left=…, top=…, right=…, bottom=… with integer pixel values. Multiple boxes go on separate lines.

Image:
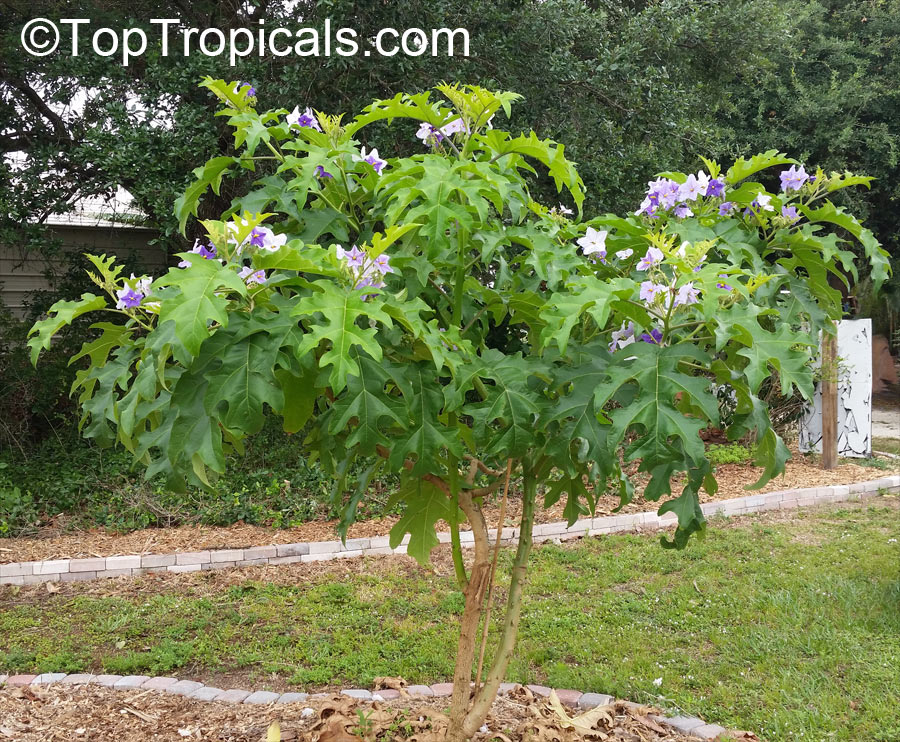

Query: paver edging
left=1, top=475, right=897, bottom=588
left=0, top=672, right=745, bottom=740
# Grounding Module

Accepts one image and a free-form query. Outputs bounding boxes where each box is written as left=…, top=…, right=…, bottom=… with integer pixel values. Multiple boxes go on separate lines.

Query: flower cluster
left=780, top=165, right=809, bottom=192
left=415, top=118, right=467, bottom=147
left=228, top=222, right=288, bottom=254
left=337, top=245, right=394, bottom=295
left=287, top=106, right=321, bottom=132
left=116, top=274, right=152, bottom=310
left=635, top=171, right=724, bottom=219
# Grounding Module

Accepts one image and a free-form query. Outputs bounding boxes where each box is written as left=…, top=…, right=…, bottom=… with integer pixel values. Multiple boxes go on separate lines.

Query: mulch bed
left=0, top=684, right=745, bottom=742
left=1, top=449, right=895, bottom=564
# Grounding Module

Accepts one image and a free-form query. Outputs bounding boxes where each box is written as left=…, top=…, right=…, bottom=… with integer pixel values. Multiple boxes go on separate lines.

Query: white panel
left=799, top=319, right=872, bottom=458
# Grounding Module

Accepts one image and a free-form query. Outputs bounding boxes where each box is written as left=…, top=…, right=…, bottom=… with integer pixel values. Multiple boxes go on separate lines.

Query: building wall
left=0, top=225, right=166, bottom=317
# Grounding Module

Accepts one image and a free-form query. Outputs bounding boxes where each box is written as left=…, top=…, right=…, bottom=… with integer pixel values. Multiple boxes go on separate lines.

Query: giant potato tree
left=29, top=81, right=888, bottom=740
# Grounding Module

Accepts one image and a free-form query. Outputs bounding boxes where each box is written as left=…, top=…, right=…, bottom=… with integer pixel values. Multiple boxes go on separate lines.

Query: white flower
left=653, top=677, right=663, bottom=687
left=615, top=249, right=634, bottom=260
left=576, top=227, right=608, bottom=256
left=756, top=192, right=774, bottom=212
left=558, top=204, right=573, bottom=216
left=441, top=117, right=468, bottom=135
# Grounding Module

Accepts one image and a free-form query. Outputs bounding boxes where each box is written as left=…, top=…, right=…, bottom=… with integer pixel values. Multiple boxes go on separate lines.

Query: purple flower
left=641, top=328, right=663, bottom=344
left=635, top=196, right=659, bottom=218
left=637, top=247, right=664, bottom=271
left=337, top=245, right=367, bottom=269
left=287, top=106, right=321, bottom=131
left=315, top=165, right=334, bottom=179
left=781, top=204, right=799, bottom=221
left=658, top=180, right=681, bottom=209
left=251, top=226, right=287, bottom=253
left=674, top=282, right=700, bottom=307
left=779, top=165, right=809, bottom=193
left=706, top=178, right=725, bottom=198
left=716, top=274, right=734, bottom=291
left=356, top=147, right=387, bottom=175
left=115, top=274, right=152, bottom=310
left=249, top=228, right=267, bottom=248
left=609, top=321, right=635, bottom=352
left=237, top=82, right=256, bottom=97
left=373, top=253, right=394, bottom=274
left=639, top=280, right=667, bottom=303
left=577, top=227, right=608, bottom=261
left=178, top=239, right=218, bottom=268
left=238, top=266, right=267, bottom=285
left=116, top=287, right=143, bottom=309
left=678, top=174, right=705, bottom=202
left=674, top=204, right=694, bottom=218
left=718, top=201, right=735, bottom=216
left=416, top=122, right=444, bottom=145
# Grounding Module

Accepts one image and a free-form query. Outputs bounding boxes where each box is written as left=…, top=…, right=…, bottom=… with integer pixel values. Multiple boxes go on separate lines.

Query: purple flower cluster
left=780, top=165, right=809, bottom=192
left=116, top=274, right=152, bottom=310
left=337, top=245, right=394, bottom=295
left=237, top=82, right=256, bottom=97
left=635, top=171, right=725, bottom=219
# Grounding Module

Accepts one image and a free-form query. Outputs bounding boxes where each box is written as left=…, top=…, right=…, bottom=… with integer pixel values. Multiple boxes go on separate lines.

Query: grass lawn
left=1, top=501, right=898, bottom=741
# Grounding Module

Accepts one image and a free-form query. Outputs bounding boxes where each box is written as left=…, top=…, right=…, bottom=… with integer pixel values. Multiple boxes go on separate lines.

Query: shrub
left=28, top=81, right=888, bottom=740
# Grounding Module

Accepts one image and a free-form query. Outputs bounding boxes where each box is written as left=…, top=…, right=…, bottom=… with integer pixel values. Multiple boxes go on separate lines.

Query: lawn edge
left=1, top=475, right=898, bottom=587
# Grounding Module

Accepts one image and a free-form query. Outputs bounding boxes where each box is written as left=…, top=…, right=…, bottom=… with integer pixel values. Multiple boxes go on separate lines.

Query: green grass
left=2, top=503, right=899, bottom=741
left=873, top=437, right=900, bottom=455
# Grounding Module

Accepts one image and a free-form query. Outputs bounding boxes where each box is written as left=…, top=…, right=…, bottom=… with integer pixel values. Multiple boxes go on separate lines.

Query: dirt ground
left=1, top=449, right=896, bottom=564
left=0, top=683, right=751, bottom=742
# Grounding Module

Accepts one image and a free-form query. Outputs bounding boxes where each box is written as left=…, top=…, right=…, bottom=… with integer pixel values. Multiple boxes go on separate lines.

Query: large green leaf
left=28, top=293, right=107, bottom=365
left=154, top=259, right=249, bottom=360
left=292, top=280, right=393, bottom=393
left=725, top=150, right=796, bottom=184
left=388, top=473, right=456, bottom=566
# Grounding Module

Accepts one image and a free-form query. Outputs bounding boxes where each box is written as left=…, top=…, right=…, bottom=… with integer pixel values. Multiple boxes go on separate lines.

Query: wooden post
left=821, top=325, right=838, bottom=470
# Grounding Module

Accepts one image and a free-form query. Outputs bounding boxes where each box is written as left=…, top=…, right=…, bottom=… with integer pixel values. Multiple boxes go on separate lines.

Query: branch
left=10, top=78, right=71, bottom=143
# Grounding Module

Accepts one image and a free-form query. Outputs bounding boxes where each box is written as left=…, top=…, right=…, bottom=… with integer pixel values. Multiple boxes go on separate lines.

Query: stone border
left=1, top=475, right=897, bottom=587
left=0, top=673, right=734, bottom=740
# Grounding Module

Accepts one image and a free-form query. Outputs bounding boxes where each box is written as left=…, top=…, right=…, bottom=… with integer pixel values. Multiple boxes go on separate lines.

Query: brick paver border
left=0, top=673, right=733, bottom=740
left=1, top=475, right=897, bottom=587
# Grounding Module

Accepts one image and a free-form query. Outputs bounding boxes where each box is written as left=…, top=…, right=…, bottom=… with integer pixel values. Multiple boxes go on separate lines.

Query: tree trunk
left=447, top=490, right=491, bottom=735
left=445, top=469, right=538, bottom=742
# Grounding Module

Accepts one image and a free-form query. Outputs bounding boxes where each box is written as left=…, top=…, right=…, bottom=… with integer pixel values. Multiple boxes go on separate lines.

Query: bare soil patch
left=1, top=450, right=895, bottom=564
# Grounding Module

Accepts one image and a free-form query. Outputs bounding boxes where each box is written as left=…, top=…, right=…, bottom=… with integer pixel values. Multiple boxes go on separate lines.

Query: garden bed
left=1, top=451, right=895, bottom=564
left=0, top=683, right=714, bottom=742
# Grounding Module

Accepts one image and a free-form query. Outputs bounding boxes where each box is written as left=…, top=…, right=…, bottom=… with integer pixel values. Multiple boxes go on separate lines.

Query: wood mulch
left=3, top=500, right=894, bottom=610
left=0, top=683, right=747, bottom=742
left=1, top=449, right=895, bottom=565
